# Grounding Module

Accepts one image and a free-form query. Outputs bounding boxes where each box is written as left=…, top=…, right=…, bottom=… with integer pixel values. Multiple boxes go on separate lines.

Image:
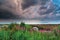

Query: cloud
left=22, top=0, right=60, bottom=22
left=22, top=0, right=37, bottom=9
left=23, top=0, right=54, bottom=18
left=0, top=0, right=23, bottom=19
left=0, top=0, right=60, bottom=23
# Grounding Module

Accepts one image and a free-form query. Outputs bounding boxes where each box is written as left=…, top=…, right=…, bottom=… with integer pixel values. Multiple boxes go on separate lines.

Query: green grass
left=0, top=30, right=60, bottom=40
left=0, top=23, right=60, bottom=40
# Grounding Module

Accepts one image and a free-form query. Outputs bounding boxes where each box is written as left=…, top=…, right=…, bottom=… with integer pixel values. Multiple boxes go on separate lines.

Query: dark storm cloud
left=0, top=0, right=22, bottom=19
left=22, top=0, right=37, bottom=9
left=22, top=0, right=50, bottom=9
left=0, top=7, right=20, bottom=19
left=0, top=0, right=14, bottom=19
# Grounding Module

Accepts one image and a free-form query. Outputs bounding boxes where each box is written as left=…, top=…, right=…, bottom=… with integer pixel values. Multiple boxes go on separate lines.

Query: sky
left=0, top=0, right=60, bottom=24
left=52, top=0, right=60, bottom=6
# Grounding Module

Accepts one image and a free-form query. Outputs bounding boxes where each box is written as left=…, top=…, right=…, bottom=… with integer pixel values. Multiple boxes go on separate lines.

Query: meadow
left=0, top=22, right=60, bottom=40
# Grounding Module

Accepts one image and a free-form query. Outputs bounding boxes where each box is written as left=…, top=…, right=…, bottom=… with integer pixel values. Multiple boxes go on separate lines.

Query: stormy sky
left=0, top=0, right=60, bottom=24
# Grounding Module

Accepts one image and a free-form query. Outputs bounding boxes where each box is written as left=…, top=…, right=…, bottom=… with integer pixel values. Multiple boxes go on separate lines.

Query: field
left=0, top=22, right=60, bottom=40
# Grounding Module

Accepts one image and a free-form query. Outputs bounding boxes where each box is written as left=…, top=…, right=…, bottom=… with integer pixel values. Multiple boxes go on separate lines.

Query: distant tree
left=20, top=22, right=25, bottom=27
left=20, top=22, right=26, bottom=30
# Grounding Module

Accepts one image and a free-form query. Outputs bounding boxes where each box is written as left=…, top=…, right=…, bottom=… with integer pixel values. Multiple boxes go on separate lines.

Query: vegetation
left=20, top=22, right=25, bottom=27
left=8, top=23, right=16, bottom=30
left=0, top=22, right=60, bottom=40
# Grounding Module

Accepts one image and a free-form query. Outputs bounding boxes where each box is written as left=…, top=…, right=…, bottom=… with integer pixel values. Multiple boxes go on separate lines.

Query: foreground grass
left=0, top=22, right=60, bottom=40
left=0, top=29, right=60, bottom=40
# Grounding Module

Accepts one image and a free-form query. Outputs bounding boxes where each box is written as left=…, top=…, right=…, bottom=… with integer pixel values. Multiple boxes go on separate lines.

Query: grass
left=0, top=23, right=60, bottom=40
left=0, top=30, right=59, bottom=40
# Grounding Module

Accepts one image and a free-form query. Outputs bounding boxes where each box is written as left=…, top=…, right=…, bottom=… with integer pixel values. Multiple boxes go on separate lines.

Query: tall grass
left=0, top=23, right=60, bottom=40
left=0, top=30, right=60, bottom=40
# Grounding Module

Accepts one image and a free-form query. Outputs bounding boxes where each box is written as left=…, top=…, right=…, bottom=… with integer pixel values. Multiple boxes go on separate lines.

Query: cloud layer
left=0, top=0, right=60, bottom=23
left=22, top=0, right=60, bottom=22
